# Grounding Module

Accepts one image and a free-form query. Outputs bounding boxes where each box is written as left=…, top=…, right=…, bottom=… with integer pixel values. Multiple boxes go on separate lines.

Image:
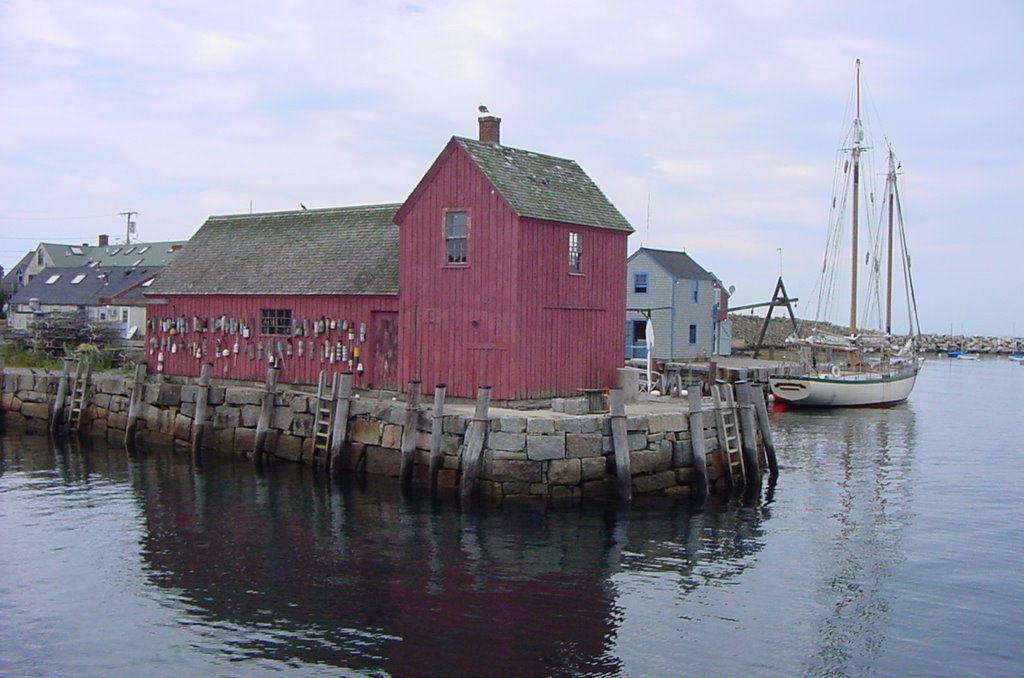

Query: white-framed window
left=445, top=211, right=468, bottom=264
left=568, top=232, right=582, bottom=273
left=45, top=274, right=61, bottom=284
left=71, top=274, right=86, bottom=284
left=690, top=278, right=699, bottom=303
left=633, top=272, right=649, bottom=294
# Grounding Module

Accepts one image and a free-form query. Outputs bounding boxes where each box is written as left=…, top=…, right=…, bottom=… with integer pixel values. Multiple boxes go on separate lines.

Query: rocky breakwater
left=0, top=368, right=761, bottom=500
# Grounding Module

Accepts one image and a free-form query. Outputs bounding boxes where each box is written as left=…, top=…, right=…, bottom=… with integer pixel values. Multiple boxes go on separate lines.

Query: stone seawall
left=0, top=369, right=758, bottom=500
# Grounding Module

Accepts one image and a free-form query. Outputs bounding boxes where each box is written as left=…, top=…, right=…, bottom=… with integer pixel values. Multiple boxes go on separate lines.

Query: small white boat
left=957, top=353, right=979, bottom=361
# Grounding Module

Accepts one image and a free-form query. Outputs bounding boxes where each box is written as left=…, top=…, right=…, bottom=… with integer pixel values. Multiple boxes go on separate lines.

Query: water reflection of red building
left=134, top=452, right=622, bottom=676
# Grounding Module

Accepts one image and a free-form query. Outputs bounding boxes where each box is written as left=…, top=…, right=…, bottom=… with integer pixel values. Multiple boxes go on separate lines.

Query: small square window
left=445, top=211, right=468, bottom=264
left=568, top=232, right=582, bottom=273
left=260, top=308, right=293, bottom=336
left=633, top=272, right=649, bottom=294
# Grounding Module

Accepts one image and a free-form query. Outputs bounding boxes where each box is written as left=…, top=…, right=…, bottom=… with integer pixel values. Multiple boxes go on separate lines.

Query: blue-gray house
left=626, top=247, right=731, bottom=361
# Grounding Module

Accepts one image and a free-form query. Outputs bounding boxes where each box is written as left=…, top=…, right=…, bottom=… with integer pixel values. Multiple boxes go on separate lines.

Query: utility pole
left=119, top=210, right=137, bottom=244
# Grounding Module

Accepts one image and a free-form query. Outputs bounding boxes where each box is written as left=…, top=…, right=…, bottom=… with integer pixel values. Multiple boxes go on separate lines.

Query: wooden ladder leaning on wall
left=311, top=370, right=334, bottom=462
left=65, top=360, right=92, bottom=435
left=712, top=383, right=745, bottom=491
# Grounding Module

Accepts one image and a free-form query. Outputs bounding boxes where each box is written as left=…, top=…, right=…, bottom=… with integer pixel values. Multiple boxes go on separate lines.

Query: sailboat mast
left=885, top=150, right=895, bottom=335
left=849, top=59, right=862, bottom=337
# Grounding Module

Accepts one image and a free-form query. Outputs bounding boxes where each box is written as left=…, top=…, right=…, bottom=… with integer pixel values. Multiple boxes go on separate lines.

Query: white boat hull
left=769, top=366, right=919, bottom=407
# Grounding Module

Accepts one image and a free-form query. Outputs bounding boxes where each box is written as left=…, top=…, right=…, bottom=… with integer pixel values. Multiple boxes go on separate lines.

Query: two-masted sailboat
left=769, top=60, right=922, bottom=407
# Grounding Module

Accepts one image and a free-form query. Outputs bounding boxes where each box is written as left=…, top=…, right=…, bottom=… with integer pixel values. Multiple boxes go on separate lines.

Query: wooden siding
left=397, top=142, right=521, bottom=398
left=515, top=219, right=627, bottom=398
left=145, top=294, right=398, bottom=386
left=398, top=141, right=629, bottom=400
left=626, top=251, right=717, bottom=361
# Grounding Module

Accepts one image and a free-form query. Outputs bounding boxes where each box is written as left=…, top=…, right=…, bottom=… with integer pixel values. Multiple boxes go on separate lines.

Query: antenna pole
left=119, top=210, right=137, bottom=244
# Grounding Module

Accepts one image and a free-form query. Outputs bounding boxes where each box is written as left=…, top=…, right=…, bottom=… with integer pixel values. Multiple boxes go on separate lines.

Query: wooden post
left=459, top=386, right=492, bottom=502
left=328, top=372, right=354, bottom=476
left=50, top=358, right=73, bottom=435
left=124, top=362, right=147, bottom=453
left=687, top=387, right=709, bottom=501
left=428, top=383, right=447, bottom=494
left=191, top=362, right=213, bottom=458
left=609, top=387, right=632, bottom=502
left=254, top=367, right=279, bottom=461
left=750, top=382, right=778, bottom=476
left=735, top=380, right=761, bottom=485
left=399, top=380, right=422, bottom=488
left=0, top=356, right=5, bottom=428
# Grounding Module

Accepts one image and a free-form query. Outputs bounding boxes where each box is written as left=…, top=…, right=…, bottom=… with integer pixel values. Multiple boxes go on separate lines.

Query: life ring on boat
left=831, top=364, right=842, bottom=377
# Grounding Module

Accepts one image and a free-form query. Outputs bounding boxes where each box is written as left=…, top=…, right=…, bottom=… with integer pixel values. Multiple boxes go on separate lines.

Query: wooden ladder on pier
left=712, top=383, right=745, bottom=490
left=311, top=371, right=334, bottom=462
left=65, top=360, right=92, bottom=435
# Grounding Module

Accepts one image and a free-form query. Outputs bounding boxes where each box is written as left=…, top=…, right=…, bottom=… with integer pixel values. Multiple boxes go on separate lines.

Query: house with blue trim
left=626, top=247, right=731, bottom=361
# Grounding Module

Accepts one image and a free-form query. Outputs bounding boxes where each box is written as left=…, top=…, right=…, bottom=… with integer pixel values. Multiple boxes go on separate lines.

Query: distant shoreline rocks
left=727, top=314, right=1022, bottom=355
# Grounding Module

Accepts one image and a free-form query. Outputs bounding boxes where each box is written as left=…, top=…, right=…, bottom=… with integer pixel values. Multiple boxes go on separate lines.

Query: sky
left=2, top=0, right=1022, bottom=336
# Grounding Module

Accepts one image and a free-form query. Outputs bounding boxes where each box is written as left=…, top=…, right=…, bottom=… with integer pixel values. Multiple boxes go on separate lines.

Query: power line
left=0, top=213, right=115, bottom=221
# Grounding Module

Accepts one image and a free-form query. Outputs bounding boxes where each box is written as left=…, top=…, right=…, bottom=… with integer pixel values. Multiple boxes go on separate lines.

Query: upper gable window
left=445, top=211, right=468, bottom=265
left=568, top=232, right=582, bottom=273
left=633, top=272, right=649, bottom=294
left=37, top=249, right=44, bottom=265
left=691, top=278, right=699, bottom=303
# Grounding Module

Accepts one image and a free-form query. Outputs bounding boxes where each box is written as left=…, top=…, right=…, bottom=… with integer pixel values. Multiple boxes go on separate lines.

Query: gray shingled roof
left=10, top=266, right=157, bottom=307
left=455, top=137, right=633, bottom=233
left=147, top=204, right=400, bottom=296
left=632, top=247, right=716, bottom=281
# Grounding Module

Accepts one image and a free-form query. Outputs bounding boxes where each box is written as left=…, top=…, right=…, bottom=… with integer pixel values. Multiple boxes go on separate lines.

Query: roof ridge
left=453, top=136, right=577, bottom=165
left=209, top=202, right=403, bottom=220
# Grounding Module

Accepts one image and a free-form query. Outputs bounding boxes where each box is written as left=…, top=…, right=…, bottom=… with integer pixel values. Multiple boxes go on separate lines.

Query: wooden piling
left=50, top=358, right=72, bottom=435
left=687, top=387, right=709, bottom=501
left=609, top=387, right=632, bottom=502
left=124, top=363, right=147, bottom=453
left=428, top=383, right=447, bottom=494
left=459, top=386, right=492, bottom=502
left=399, top=380, right=422, bottom=488
left=735, top=380, right=761, bottom=485
left=191, top=362, right=213, bottom=458
left=750, top=383, right=779, bottom=476
left=254, top=367, right=279, bottom=461
left=328, top=372, right=354, bottom=476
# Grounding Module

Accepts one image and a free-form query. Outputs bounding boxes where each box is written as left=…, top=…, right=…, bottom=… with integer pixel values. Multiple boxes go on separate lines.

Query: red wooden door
left=373, top=311, right=399, bottom=389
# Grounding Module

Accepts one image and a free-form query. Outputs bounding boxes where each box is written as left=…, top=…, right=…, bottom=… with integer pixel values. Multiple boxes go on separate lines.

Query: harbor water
left=1, top=358, right=1021, bottom=676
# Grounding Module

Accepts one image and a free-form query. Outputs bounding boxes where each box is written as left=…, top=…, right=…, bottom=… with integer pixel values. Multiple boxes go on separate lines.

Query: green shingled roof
left=455, top=137, right=633, bottom=233
left=148, top=204, right=400, bottom=296
left=41, top=240, right=186, bottom=268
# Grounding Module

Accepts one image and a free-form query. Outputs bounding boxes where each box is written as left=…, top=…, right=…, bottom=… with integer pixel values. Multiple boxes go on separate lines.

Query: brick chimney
left=478, top=115, right=501, bottom=145
left=98, top=234, right=109, bottom=247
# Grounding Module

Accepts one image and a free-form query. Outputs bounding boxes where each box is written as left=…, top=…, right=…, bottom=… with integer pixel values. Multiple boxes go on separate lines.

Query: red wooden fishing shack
left=146, top=116, right=633, bottom=400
